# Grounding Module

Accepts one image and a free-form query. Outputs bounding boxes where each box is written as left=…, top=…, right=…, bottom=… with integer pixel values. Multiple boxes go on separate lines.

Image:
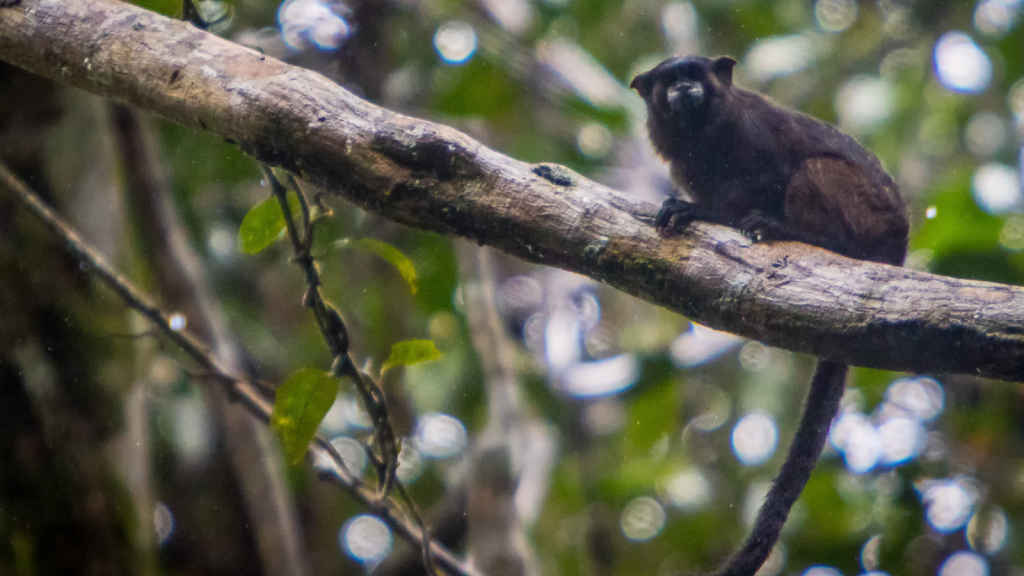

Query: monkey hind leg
left=712, top=360, right=848, bottom=576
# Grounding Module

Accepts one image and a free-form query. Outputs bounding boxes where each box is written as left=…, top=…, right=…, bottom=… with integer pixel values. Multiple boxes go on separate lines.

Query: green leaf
left=129, top=0, right=179, bottom=17
left=382, top=339, right=442, bottom=373
left=238, top=192, right=302, bottom=254
left=338, top=238, right=419, bottom=294
left=271, top=368, right=340, bottom=464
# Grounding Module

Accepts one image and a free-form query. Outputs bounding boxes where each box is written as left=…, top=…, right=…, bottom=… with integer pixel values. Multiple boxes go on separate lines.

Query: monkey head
left=630, top=55, right=735, bottom=121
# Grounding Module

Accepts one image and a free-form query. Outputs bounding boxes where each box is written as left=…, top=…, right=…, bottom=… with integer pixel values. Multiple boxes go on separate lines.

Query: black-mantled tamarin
left=631, top=55, right=909, bottom=576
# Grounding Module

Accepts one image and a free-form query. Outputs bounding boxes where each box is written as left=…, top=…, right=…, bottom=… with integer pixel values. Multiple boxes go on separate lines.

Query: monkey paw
left=655, top=198, right=702, bottom=237
left=738, top=211, right=789, bottom=244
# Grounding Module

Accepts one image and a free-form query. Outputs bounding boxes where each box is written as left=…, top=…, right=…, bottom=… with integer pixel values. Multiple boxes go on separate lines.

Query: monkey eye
left=669, top=61, right=701, bottom=82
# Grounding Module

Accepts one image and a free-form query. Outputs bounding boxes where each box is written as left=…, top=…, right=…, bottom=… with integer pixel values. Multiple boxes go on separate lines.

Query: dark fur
left=632, top=56, right=909, bottom=576
left=632, top=55, right=907, bottom=265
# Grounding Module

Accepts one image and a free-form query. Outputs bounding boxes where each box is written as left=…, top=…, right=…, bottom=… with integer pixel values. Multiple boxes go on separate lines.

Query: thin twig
left=395, top=477, right=440, bottom=576
left=0, top=159, right=479, bottom=576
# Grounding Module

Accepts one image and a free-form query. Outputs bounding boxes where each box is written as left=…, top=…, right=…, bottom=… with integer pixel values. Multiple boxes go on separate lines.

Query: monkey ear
left=712, top=56, right=736, bottom=85
left=630, top=72, right=649, bottom=96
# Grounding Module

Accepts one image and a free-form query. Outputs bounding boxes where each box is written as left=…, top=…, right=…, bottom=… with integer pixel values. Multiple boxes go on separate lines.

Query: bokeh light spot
left=880, top=48, right=923, bottom=81
left=169, top=313, right=187, bottom=331
left=688, top=386, right=732, bottom=432
left=939, top=551, right=988, bottom=576
left=965, top=112, right=1008, bottom=157
left=414, top=413, right=467, bottom=459
left=1009, top=78, right=1024, bottom=119
left=662, top=2, right=699, bottom=54
left=172, top=394, right=215, bottom=467
left=815, top=0, right=858, bottom=32
left=877, top=417, right=924, bottom=465
left=861, top=534, right=882, bottom=571
left=745, top=35, right=817, bottom=82
left=396, top=442, right=425, bottom=484
left=743, top=481, right=772, bottom=527
left=434, top=21, right=477, bottom=64
left=972, top=163, right=1021, bottom=215
left=739, top=341, right=772, bottom=373
left=154, top=502, right=174, bottom=545
left=620, top=497, right=666, bottom=542
left=967, top=507, right=1008, bottom=553
left=802, top=566, right=842, bottom=576
left=923, top=480, right=974, bottom=532
left=584, top=398, right=626, bottom=437
left=665, top=469, right=712, bottom=511
left=934, top=32, right=992, bottom=93
left=498, top=275, right=543, bottom=323
left=208, top=225, right=236, bottom=262
left=545, top=307, right=581, bottom=373
left=758, top=544, right=787, bottom=576
left=732, top=413, right=778, bottom=466
left=885, top=377, right=944, bottom=421
left=974, top=0, right=1023, bottom=37
left=836, top=76, right=893, bottom=133
left=479, top=0, right=533, bottom=34
left=341, top=515, right=393, bottom=565
left=830, top=411, right=880, bottom=473
left=577, top=122, right=614, bottom=159
left=278, top=0, right=349, bottom=51
left=562, top=354, right=639, bottom=398
left=670, top=323, right=744, bottom=368
left=538, top=39, right=625, bottom=109
left=999, top=214, right=1024, bottom=251
left=329, top=436, right=367, bottom=476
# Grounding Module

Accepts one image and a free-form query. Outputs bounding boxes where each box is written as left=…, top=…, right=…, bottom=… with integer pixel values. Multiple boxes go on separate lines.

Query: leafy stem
left=260, top=166, right=437, bottom=576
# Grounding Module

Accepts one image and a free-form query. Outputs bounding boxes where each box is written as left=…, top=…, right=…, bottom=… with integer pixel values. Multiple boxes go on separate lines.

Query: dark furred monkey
left=632, top=56, right=909, bottom=576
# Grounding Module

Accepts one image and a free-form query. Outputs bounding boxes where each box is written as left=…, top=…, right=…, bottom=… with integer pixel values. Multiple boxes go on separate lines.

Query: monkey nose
left=667, top=82, right=704, bottom=111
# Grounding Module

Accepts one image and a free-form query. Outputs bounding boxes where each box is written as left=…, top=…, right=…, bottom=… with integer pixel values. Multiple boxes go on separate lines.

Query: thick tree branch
left=2, top=0, right=1023, bottom=381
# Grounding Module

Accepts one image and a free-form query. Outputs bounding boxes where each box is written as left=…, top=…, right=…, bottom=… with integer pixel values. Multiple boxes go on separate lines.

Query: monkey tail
left=712, top=360, right=848, bottom=576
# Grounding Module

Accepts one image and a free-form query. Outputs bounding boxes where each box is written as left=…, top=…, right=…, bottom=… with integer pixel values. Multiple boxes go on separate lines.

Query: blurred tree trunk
left=0, top=62, right=135, bottom=576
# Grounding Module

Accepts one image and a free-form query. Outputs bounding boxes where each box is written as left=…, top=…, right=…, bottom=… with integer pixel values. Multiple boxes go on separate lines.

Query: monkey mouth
left=666, top=81, right=705, bottom=111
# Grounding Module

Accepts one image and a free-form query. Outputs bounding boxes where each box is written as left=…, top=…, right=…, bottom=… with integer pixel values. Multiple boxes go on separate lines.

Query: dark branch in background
left=262, top=167, right=438, bottom=576
left=0, top=161, right=480, bottom=576
left=109, top=104, right=312, bottom=576
left=1, top=0, right=1024, bottom=381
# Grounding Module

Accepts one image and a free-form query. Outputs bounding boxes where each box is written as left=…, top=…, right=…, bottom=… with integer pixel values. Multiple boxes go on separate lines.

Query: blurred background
left=1, top=0, right=1024, bottom=575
